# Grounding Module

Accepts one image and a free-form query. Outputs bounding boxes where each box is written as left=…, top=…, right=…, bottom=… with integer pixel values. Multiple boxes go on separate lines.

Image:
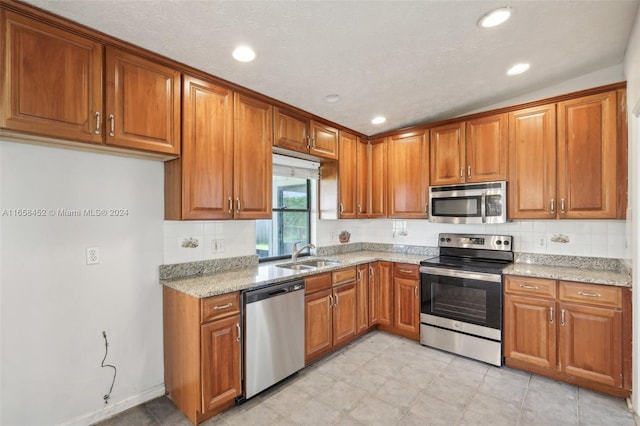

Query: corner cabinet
left=165, top=75, right=272, bottom=220
left=504, top=275, right=631, bottom=397
left=387, top=130, right=429, bottom=218
left=163, top=288, right=241, bottom=425
left=1, top=10, right=181, bottom=155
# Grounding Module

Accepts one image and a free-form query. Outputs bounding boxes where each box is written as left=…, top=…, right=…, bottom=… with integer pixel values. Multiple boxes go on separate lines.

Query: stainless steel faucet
left=291, top=242, right=316, bottom=264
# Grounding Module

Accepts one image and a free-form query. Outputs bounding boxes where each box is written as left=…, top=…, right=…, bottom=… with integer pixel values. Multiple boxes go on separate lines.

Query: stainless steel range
left=419, top=233, right=513, bottom=366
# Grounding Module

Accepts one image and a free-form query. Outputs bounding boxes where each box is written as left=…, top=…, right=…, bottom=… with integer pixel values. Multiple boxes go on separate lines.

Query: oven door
left=420, top=267, right=502, bottom=333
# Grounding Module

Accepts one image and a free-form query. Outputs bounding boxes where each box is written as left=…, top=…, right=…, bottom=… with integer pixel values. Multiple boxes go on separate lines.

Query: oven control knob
left=445, top=238, right=451, bottom=243
left=504, top=241, right=510, bottom=246
left=440, top=237, right=445, bottom=242
left=496, top=240, right=502, bottom=245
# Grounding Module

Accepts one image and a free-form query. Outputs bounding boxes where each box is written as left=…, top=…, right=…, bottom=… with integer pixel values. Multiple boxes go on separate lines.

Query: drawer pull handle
left=520, top=284, right=539, bottom=290
left=549, top=307, right=554, bottom=323
left=235, top=323, right=241, bottom=343
left=213, top=303, right=233, bottom=310
left=561, top=309, right=566, bottom=326
left=577, top=291, right=601, bottom=298
left=399, top=269, right=413, bottom=274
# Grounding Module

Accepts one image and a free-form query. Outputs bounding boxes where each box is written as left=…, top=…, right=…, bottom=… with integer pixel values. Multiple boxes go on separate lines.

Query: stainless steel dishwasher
left=244, top=279, right=305, bottom=399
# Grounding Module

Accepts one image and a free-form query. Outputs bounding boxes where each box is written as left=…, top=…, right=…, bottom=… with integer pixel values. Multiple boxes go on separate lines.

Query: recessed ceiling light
left=324, top=94, right=340, bottom=103
left=507, top=63, right=530, bottom=76
left=478, top=7, right=512, bottom=28
left=371, top=116, right=386, bottom=125
left=232, top=46, right=256, bottom=62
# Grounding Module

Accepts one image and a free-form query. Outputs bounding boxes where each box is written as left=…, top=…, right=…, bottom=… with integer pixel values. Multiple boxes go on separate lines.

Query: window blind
left=272, top=153, right=320, bottom=180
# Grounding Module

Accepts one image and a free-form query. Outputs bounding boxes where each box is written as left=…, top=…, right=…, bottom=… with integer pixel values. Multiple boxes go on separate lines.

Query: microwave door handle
left=481, top=191, right=487, bottom=223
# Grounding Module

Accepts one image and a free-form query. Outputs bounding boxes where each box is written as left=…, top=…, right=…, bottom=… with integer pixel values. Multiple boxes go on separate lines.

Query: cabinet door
left=393, top=276, right=420, bottom=339
left=1, top=11, right=103, bottom=144
left=333, top=282, right=357, bottom=347
left=105, top=47, right=180, bottom=154
left=233, top=93, right=272, bottom=219
left=558, top=302, right=622, bottom=387
left=356, top=265, right=369, bottom=334
left=369, top=137, right=388, bottom=218
left=179, top=76, right=233, bottom=219
left=388, top=131, right=429, bottom=218
left=377, top=261, right=394, bottom=326
left=273, top=107, right=309, bottom=154
left=430, top=122, right=465, bottom=185
left=355, top=139, right=369, bottom=217
left=557, top=91, right=618, bottom=218
left=310, top=120, right=339, bottom=159
left=305, top=289, right=333, bottom=364
left=504, top=294, right=556, bottom=370
left=465, top=113, right=508, bottom=183
left=201, top=315, right=241, bottom=414
left=338, top=131, right=358, bottom=219
left=508, top=104, right=557, bottom=219
left=368, top=263, right=380, bottom=325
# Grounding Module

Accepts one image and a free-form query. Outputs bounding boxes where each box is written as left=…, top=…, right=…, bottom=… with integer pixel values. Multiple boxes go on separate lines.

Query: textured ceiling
left=23, top=0, right=639, bottom=135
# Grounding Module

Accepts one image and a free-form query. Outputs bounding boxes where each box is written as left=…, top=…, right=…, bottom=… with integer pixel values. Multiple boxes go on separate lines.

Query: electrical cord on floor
left=101, top=331, right=117, bottom=404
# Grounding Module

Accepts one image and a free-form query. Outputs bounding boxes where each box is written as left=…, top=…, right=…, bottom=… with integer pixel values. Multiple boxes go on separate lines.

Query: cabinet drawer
left=333, top=267, right=357, bottom=286
left=305, top=272, right=332, bottom=294
left=394, top=263, right=419, bottom=279
left=201, top=292, right=240, bottom=323
left=559, top=281, right=622, bottom=308
left=504, top=276, right=556, bottom=298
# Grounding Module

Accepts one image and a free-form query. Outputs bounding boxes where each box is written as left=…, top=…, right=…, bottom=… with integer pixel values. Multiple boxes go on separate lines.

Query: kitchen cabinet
left=1, top=10, right=181, bottom=155
left=369, top=137, right=388, bottom=217
left=338, top=131, right=359, bottom=218
left=274, top=107, right=338, bottom=160
left=377, top=261, right=394, bottom=326
left=165, top=76, right=272, bottom=220
left=504, top=275, right=630, bottom=397
left=509, top=89, right=626, bottom=220
left=430, top=114, right=507, bottom=185
left=356, top=264, right=370, bottom=334
left=163, top=288, right=241, bottom=425
left=387, top=130, right=429, bottom=218
left=304, top=268, right=357, bottom=364
left=368, top=262, right=380, bottom=325
left=392, top=264, right=420, bottom=340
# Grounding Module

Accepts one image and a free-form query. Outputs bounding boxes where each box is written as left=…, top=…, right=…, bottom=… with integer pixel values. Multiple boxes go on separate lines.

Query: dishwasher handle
left=244, top=280, right=305, bottom=304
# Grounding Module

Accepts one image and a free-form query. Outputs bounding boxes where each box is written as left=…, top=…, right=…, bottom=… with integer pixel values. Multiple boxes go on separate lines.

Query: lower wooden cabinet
left=392, top=263, right=420, bottom=340
left=504, top=275, right=630, bottom=397
left=163, top=288, right=241, bottom=425
left=377, top=261, right=394, bottom=326
left=356, top=264, right=370, bottom=334
left=304, top=268, right=357, bottom=364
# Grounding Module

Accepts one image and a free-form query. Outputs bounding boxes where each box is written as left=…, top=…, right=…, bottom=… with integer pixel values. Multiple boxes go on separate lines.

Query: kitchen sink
left=276, top=258, right=341, bottom=270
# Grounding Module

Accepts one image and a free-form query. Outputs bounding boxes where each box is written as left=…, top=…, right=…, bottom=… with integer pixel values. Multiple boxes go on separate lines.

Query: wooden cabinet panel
left=1, top=10, right=103, bottom=144
left=310, top=120, right=339, bottom=159
left=233, top=93, right=272, bottom=219
left=201, top=292, right=240, bottom=323
left=504, top=275, right=556, bottom=299
left=176, top=76, right=233, bottom=220
left=393, top=275, right=420, bottom=339
left=332, top=282, right=357, bottom=346
left=558, top=281, right=622, bottom=308
left=273, top=107, right=309, bottom=153
left=201, top=315, right=241, bottom=414
left=369, top=137, right=388, bottom=218
left=338, top=131, right=358, bottom=218
left=333, top=267, right=356, bottom=286
left=508, top=104, right=557, bottom=219
left=558, top=302, right=622, bottom=387
left=557, top=91, right=618, bottom=218
left=430, top=122, right=465, bottom=185
left=377, top=261, right=394, bottom=326
left=355, top=138, right=369, bottom=217
left=356, top=264, right=369, bottom=334
left=504, top=294, right=556, bottom=370
left=105, top=47, right=180, bottom=154
left=368, top=262, right=380, bottom=325
left=465, top=113, right=508, bottom=182
left=305, top=272, right=332, bottom=294
left=387, top=131, right=429, bottom=218
left=304, top=289, right=333, bottom=364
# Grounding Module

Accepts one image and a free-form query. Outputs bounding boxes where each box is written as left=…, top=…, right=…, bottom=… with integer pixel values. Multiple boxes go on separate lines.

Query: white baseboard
left=62, top=383, right=166, bottom=426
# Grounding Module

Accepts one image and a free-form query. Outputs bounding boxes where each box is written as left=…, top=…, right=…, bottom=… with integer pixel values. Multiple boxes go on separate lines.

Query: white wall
left=623, top=3, right=640, bottom=414
left=0, top=141, right=165, bottom=425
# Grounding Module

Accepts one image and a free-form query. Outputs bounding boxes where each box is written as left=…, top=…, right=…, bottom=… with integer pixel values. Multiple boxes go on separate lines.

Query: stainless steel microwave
left=428, top=181, right=507, bottom=224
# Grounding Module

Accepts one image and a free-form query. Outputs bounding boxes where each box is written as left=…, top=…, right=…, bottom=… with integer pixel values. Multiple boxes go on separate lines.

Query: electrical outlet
left=537, top=237, right=547, bottom=249
left=86, top=247, right=99, bottom=265
left=212, top=239, right=225, bottom=252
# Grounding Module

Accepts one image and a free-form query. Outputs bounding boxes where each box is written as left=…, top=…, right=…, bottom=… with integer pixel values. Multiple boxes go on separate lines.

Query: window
left=256, top=155, right=318, bottom=261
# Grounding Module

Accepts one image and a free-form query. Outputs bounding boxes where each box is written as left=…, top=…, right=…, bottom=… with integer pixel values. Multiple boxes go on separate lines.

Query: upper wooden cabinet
left=430, top=114, right=507, bottom=185
left=273, top=107, right=338, bottom=159
left=369, top=138, right=388, bottom=218
left=509, top=90, right=625, bottom=220
left=1, top=10, right=181, bottom=155
left=1, top=10, right=104, bottom=144
left=105, top=47, right=181, bottom=154
left=165, top=76, right=272, bottom=220
left=387, top=130, right=429, bottom=218
left=338, top=131, right=359, bottom=219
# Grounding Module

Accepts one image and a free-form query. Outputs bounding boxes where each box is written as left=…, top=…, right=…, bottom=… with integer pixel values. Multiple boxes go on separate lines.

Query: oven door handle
left=481, top=191, right=487, bottom=224
left=420, top=266, right=502, bottom=283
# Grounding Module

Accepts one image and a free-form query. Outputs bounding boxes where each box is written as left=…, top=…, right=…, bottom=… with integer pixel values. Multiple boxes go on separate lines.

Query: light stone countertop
left=160, top=251, right=429, bottom=299
left=503, top=263, right=631, bottom=287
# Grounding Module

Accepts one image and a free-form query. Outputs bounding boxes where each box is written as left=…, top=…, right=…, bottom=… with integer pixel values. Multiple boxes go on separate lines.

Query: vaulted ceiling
left=25, top=0, right=639, bottom=135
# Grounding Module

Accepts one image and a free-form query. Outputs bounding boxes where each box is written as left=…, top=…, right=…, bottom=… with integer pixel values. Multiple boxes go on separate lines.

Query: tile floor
left=98, top=331, right=636, bottom=426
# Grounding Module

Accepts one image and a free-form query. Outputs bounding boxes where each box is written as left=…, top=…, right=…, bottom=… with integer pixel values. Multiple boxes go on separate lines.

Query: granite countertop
left=160, top=251, right=429, bottom=299
left=503, top=263, right=631, bottom=287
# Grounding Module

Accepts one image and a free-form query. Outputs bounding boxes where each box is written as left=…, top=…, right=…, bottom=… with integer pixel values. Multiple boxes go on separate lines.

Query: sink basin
left=276, top=258, right=341, bottom=270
